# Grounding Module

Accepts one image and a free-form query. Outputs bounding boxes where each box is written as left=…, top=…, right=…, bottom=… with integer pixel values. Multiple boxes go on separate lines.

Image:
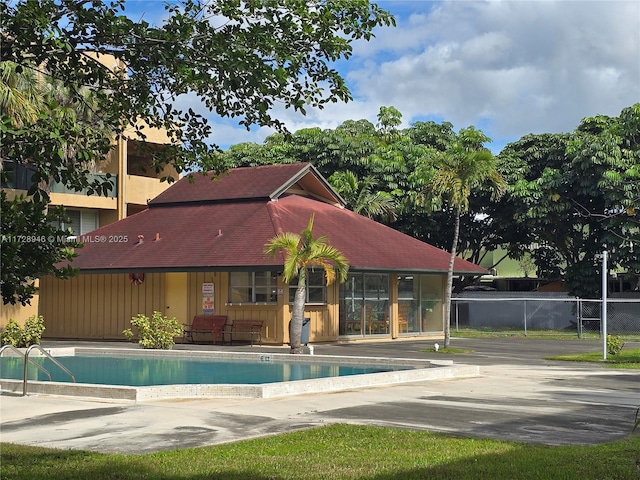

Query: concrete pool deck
left=1, top=337, right=639, bottom=453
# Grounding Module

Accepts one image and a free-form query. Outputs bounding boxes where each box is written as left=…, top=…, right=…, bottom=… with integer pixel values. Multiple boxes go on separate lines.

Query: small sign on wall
left=202, top=282, right=215, bottom=314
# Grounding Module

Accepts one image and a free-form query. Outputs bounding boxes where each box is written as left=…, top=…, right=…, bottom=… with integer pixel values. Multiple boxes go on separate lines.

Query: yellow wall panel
left=165, top=272, right=188, bottom=325
left=39, top=273, right=165, bottom=340
left=0, top=295, right=39, bottom=328
left=186, top=272, right=222, bottom=320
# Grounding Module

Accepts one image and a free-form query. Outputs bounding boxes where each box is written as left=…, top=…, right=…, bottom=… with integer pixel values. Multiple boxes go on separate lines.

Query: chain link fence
left=451, top=293, right=640, bottom=339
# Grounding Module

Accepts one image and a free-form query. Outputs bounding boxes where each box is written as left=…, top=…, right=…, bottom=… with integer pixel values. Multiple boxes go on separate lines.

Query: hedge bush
left=0, top=315, right=46, bottom=347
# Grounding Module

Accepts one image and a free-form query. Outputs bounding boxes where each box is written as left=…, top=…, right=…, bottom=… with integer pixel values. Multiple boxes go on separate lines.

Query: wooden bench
left=228, top=319, right=264, bottom=346
left=182, top=315, right=228, bottom=344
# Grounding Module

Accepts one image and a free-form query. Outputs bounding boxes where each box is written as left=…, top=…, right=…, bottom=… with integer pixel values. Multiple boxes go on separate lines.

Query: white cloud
left=344, top=0, right=640, bottom=144
left=163, top=1, right=640, bottom=152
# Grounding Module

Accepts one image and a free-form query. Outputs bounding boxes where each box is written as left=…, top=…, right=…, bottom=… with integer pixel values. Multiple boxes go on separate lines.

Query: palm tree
left=0, top=61, right=44, bottom=128
left=431, top=128, right=505, bottom=348
left=264, top=215, right=349, bottom=354
left=1, top=61, right=109, bottom=176
left=328, top=170, right=398, bottom=222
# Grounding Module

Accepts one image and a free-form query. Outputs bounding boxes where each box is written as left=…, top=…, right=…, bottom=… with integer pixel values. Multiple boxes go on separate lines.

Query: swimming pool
left=0, top=348, right=480, bottom=400
left=1, top=353, right=409, bottom=386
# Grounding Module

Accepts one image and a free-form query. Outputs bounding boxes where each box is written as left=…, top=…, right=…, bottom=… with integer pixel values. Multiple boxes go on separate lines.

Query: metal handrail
left=23, top=345, right=76, bottom=396
left=0, top=344, right=53, bottom=382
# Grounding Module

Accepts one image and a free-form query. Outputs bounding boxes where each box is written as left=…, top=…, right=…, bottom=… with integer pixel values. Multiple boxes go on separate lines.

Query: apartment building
left=1, top=128, right=179, bottom=325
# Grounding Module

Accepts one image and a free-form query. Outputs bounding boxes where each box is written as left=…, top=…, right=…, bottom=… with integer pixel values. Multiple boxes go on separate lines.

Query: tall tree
left=2, top=0, right=394, bottom=185
left=499, top=104, right=640, bottom=297
left=0, top=191, right=79, bottom=305
left=264, top=215, right=348, bottom=354
left=428, top=127, right=505, bottom=348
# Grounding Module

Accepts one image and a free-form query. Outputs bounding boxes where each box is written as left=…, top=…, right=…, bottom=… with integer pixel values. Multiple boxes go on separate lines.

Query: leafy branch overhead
left=2, top=0, right=395, bottom=181
left=0, top=0, right=394, bottom=305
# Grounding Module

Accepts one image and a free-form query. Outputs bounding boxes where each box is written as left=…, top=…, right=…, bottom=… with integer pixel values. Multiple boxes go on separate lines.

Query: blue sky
left=126, top=0, right=640, bottom=154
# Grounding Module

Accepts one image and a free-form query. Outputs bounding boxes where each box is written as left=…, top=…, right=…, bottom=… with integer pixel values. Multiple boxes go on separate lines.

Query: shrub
left=606, top=334, right=625, bottom=356
left=1, top=319, right=23, bottom=346
left=123, top=311, right=182, bottom=349
left=0, top=315, right=46, bottom=347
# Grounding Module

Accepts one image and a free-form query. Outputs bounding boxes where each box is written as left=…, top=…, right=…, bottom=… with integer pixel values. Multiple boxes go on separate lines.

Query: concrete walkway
left=1, top=337, right=639, bottom=453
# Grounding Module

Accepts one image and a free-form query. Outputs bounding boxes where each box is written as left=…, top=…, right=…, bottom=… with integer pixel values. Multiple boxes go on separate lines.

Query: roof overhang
left=75, top=266, right=488, bottom=276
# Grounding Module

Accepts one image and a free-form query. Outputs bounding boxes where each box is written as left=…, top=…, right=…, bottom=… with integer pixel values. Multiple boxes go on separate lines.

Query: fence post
left=523, top=299, right=527, bottom=336
left=577, top=298, right=582, bottom=339
left=602, top=250, right=608, bottom=360
left=455, top=301, right=459, bottom=332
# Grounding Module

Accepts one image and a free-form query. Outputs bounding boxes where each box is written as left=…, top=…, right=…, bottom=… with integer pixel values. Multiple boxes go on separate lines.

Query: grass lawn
left=2, top=424, right=639, bottom=480
left=451, top=328, right=605, bottom=340
left=546, top=347, right=640, bottom=369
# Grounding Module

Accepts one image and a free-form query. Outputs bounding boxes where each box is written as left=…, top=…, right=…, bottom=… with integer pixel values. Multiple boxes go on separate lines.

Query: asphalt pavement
left=1, top=337, right=639, bottom=453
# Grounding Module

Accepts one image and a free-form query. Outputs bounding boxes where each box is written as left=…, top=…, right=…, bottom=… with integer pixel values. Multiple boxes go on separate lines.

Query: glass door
left=363, top=274, right=389, bottom=335
left=339, top=273, right=389, bottom=336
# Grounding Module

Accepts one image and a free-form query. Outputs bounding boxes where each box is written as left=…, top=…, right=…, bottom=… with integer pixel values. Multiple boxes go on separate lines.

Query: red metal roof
left=71, top=164, right=486, bottom=275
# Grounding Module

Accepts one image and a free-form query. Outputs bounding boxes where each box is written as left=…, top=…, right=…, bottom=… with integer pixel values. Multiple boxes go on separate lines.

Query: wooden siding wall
left=40, top=273, right=165, bottom=339
left=38, top=271, right=342, bottom=343
left=184, top=272, right=340, bottom=344
left=186, top=272, right=281, bottom=343
left=226, top=306, right=280, bottom=342
left=304, top=282, right=340, bottom=343
left=186, top=272, right=220, bottom=321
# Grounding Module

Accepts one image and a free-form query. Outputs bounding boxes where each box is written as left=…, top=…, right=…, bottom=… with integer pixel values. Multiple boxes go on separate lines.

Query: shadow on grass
left=365, top=437, right=640, bottom=480
left=3, top=434, right=639, bottom=480
left=0, top=445, right=277, bottom=480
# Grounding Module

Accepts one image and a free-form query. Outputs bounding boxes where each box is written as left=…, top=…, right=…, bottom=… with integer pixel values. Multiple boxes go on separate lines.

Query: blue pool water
left=0, top=355, right=408, bottom=387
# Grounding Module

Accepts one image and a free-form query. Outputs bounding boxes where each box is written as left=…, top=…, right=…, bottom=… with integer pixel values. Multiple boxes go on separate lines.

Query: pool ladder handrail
left=0, top=344, right=54, bottom=385
left=16, top=345, right=76, bottom=396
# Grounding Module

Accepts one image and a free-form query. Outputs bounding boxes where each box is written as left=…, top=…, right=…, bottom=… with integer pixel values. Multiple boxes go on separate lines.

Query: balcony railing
left=1, top=161, right=37, bottom=191
left=2, top=161, right=118, bottom=198
left=50, top=174, right=118, bottom=198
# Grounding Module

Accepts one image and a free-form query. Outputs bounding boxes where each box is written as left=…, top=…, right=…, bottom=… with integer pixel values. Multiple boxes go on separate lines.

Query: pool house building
left=39, top=163, right=486, bottom=344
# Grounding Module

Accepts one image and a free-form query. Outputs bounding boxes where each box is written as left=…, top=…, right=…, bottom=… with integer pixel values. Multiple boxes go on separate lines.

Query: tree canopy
left=2, top=0, right=395, bottom=189
left=499, top=104, right=640, bottom=296
left=0, top=0, right=394, bottom=305
left=218, top=104, right=640, bottom=297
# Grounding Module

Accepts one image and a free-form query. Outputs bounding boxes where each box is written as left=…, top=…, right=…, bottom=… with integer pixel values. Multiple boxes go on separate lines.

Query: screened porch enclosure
left=339, top=273, right=444, bottom=337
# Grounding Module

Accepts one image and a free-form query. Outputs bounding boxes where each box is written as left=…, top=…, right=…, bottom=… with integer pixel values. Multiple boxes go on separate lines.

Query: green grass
left=422, top=346, right=474, bottom=354
left=2, top=425, right=639, bottom=480
left=547, top=347, right=640, bottom=369
left=451, top=328, right=603, bottom=340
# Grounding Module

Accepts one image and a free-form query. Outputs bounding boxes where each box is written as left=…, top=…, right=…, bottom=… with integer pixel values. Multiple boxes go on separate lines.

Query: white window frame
left=53, top=209, right=99, bottom=236
left=288, top=269, right=327, bottom=305
left=228, top=271, right=278, bottom=304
